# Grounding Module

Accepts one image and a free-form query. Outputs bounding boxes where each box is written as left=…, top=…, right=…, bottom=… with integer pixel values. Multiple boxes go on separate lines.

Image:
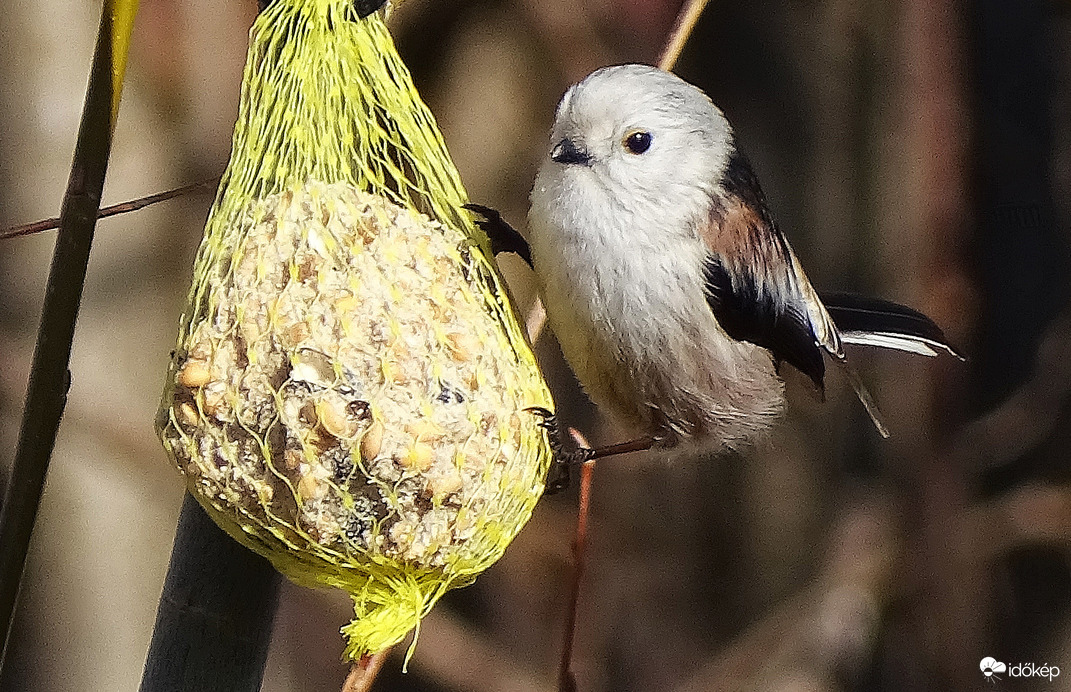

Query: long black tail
left=821, top=292, right=963, bottom=359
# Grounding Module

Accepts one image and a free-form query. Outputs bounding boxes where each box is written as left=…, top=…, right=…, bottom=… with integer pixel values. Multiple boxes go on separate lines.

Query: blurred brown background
left=1, top=0, right=1070, bottom=690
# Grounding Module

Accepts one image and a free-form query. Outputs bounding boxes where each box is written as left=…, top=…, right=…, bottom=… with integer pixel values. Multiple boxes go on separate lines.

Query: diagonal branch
left=0, top=179, right=217, bottom=241
left=0, top=0, right=140, bottom=666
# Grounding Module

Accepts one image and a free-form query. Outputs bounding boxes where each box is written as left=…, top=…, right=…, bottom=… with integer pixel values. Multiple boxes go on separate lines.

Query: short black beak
left=551, top=138, right=592, bottom=166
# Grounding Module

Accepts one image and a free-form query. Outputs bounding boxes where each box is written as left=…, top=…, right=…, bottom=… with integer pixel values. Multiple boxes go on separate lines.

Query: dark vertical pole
left=139, top=494, right=281, bottom=692
left=971, top=0, right=1070, bottom=667
left=0, top=0, right=139, bottom=669
left=972, top=0, right=1067, bottom=413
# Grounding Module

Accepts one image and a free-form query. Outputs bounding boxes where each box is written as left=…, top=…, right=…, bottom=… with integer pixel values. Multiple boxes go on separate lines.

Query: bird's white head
left=533, top=64, right=735, bottom=240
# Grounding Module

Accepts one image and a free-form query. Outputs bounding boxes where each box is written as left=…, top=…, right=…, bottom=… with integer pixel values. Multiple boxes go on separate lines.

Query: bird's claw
left=462, top=203, right=500, bottom=233
left=525, top=406, right=595, bottom=494
left=463, top=203, right=534, bottom=268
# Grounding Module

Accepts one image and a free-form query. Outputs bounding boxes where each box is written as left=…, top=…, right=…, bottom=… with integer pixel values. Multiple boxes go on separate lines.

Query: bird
left=469, top=64, right=960, bottom=462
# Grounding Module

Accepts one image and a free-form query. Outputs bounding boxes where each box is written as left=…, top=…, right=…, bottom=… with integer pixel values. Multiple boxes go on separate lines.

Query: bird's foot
left=463, top=203, right=534, bottom=268
left=525, top=407, right=595, bottom=494
left=526, top=407, right=657, bottom=494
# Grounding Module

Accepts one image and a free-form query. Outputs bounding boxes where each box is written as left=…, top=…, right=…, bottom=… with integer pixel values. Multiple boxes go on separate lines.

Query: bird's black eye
left=623, top=131, right=652, bottom=154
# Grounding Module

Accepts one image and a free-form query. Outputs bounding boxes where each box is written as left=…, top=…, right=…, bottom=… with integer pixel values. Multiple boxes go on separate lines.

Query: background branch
left=0, top=180, right=217, bottom=241
left=0, top=0, right=139, bottom=668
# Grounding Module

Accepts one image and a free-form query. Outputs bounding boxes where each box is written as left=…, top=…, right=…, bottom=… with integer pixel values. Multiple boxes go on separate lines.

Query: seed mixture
left=158, top=181, right=549, bottom=571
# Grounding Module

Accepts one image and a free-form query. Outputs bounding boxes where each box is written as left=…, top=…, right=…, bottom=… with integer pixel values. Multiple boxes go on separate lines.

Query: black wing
left=701, top=151, right=828, bottom=391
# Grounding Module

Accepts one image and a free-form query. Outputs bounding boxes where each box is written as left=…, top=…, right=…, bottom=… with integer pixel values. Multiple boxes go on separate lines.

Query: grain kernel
left=291, top=348, right=335, bottom=387
left=444, top=332, right=477, bottom=362
left=401, top=443, right=434, bottom=473
left=360, top=420, right=384, bottom=461
left=281, top=321, right=310, bottom=348
left=177, top=402, right=199, bottom=426
left=426, top=472, right=463, bottom=500
left=318, top=394, right=358, bottom=438
left=178, top=359, right=212, bottom=388
left=407, top=418, right=444, bottom=440
left=284, top=449, right=304, bottom=471
left=297, top=472, right=320, bottom=501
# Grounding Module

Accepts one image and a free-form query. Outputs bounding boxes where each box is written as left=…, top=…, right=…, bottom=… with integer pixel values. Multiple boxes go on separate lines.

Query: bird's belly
left=536, top=239, right=785, bottom=453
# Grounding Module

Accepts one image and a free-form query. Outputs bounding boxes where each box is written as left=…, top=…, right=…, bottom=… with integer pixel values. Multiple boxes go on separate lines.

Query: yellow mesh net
left=156, top=0, right=553, bottom=659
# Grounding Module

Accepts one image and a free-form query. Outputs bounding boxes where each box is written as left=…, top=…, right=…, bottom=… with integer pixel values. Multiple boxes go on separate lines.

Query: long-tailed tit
left=472, top=64, right=960, bottom=460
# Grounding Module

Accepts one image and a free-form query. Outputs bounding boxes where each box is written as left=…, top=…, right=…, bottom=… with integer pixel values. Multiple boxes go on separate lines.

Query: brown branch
left=341, top=650, right=390, bottom=692
left=558, top=430, right=597, bottom=692
left=0, top=179, right=218, bottom=241
left=657, top=0, right=713, bottom=71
